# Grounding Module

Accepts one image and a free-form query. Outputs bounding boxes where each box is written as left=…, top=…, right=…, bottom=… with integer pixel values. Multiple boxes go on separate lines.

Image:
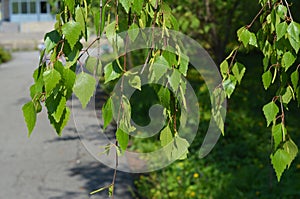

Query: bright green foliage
left=73, top=72, right=97, bottom=109
left=116, top=128, right=129, bottom=152
left=263, top=101, right=279, bottom=127
left=104, top=62, right=122, bottom=84
left=43, top=69, right=61, bottom=94
left=262, top=70, right=272, bottom=90
left=22, top=101, right=37, bottom=136
left=160, top=125, right=173, bottom=147
left=102, top=97, right=113, bottom=130
left=62, top=21, right=82, bottom=50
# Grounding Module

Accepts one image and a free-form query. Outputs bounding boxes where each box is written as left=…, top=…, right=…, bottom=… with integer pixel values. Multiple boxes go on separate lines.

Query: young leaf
left=263, top=101, right=279, bottom=126
left=160, top=125, right=173, bottom=147
left=62, top=21, right=82, bottom=50
left=282, top=51, right=296, bottom=71
left=22, top=101, right=37, bottom=136
left=262, top=70, right=272, bottom=90
left=291, top=70, right=299, bottom=90
left=282, top=86, right=293, bottom=104
left=116, top=128, right=129, bottom=152
left=102, top=97, right=113, bottom=130
left=43, top=69, right=61, bottom=94
left=220, top=60, right=228, bottom=79
left=73, top=73, right=96, bottom=108
left=237, top=27, right=251, bottom=47
left=232, top=62, right=246, bottom=84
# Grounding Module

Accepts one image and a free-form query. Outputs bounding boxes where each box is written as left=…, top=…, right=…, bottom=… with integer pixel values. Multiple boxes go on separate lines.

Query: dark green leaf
left=44, top=30, right=61, bottom=53
left=52, top=96, right=67, bottom=123
left=291, top=70, right=299, bottom=90
left=49, top=107, right=71, bottom=136
left=263, top=101, right=279, bottom=126
left=22, top=101, right=37, bottom=136
left=132, top=0, right=143, bottom=14
left=73, top=73, right=96, bottom=108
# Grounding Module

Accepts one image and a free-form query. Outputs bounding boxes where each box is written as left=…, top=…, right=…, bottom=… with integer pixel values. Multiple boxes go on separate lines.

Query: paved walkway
left=0, top=51, right=133, bottom=199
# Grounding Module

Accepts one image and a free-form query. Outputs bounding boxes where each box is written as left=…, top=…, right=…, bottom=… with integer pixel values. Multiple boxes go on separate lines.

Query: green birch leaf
left=151, top=56, right=169, bottom=82
left=172, top=136, right=189, bottom=160
left=52, top=96, right=67, bottom=123
left=73, top=73, right=96, bottom=108
left=128, top=23, right=139, bottom=42
left=287, top=22, right=300, bottom=53
left=291, top=70, right=299, bottom=90
left=276, top=22, right=288, bottom=41
left=75, top=7, right=87, bottom=39
left=102, top=97, right=113, bottom=130
left=62, top=21, right=82, bottom=50
left=237, top=27, right=251, bottom=47
left=49, top=107, right=71, bottom=136
left=263, top=101, right=279, bottom=126
left=160, top=125, right=173, bottom=147
left=222, top=75, right=237, bottom=98
left=276, top=5, right=287, bottom=20
left=44, top=30, right=61, bottom=54
left=116, top=128, right=129, bottom=152
left=168, top=70, right=181, bottom=92
left=22, top=101, right=37, bottom=136
left=43, top=69, right=61, bottom=94
left=283, top=139, right=298, bottom=168
left=104, top=62, right=122, bottom=84
left=272, top=124, right=282, bottom=149
left=232, top=62, right=246, bottom=84
left=282, top=86, right=293, bottom=104
left=62, top=68, right=76, bottom=98
left=220, top=60, right=228, bottom=79
left=132, top=0, right=143, bottom=14
left=162, top=50, right=177, bottom=67
left=178, top=56, right=189, bottom=76
left=262, top=70, right=272, bottom=90
left=65, top=0, right=75, bottom=11
left=119, top=0, right=133, bottom=13
left=129, top=75, right=141, bottom=91
left=249, top=32, right=258, bottom=47
left=271, top=148, right=291, bottom=181
left=282, top=51, right=296, bottom=71
left=85, top=56, right=102, bottom=76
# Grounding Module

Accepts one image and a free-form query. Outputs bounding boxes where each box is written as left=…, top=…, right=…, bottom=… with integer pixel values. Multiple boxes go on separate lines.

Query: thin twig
left=284, top=0, right=293, bottom=21
left=247, top=3, right=267, bottom=29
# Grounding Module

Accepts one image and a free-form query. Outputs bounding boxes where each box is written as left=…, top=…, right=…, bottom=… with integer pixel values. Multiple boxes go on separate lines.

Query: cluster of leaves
left=221, top=0, right=299, bottom=181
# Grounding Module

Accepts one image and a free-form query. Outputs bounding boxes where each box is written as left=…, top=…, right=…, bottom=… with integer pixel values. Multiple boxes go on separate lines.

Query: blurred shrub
left=0, top=47, right=12, bottom=64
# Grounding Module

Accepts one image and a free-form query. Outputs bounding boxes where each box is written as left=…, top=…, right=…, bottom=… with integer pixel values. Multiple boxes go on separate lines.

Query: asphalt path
left=0, top=51, right=133, bottom=199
